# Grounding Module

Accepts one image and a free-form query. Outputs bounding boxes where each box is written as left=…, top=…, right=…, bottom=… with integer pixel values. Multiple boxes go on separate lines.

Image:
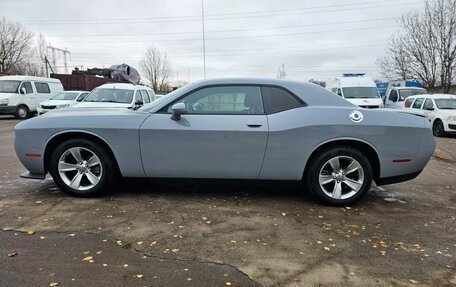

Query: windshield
left=84, top=88, right=133, bottom=103
left=435, top=98, right=456, bottom=109
left=51, top=92, right=80, bottom=101
left=138, top=88, right=183, bottom=111
left=398, top=89, right=426, bottom=101
left=0, top=80, right=20, bottom=93
left=342, top=87, right=380, bottom=99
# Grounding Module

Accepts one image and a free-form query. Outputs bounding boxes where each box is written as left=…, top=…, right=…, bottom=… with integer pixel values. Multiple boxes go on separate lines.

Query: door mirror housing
left=135, top=100, right=144, bottom=106
left=171, top=103, right=186, bottom=121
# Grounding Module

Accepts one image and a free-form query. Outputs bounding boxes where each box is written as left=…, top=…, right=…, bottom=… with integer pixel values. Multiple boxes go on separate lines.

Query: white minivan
left=326, top=74, right=383, bottom=108
left=74, top=83, right=155, bottom=109
left=0, top=76, right=64, bottom=119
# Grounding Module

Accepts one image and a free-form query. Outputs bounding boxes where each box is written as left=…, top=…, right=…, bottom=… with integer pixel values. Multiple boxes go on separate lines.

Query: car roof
left=96, top=83, right=152, bottom=90
left=0, top=75, right=62, bottom=83
left=59, top=90, right=88, bottom=93
left=394, top=87, right=426, bottom=90
left=406, top=93, right=456, bottom=100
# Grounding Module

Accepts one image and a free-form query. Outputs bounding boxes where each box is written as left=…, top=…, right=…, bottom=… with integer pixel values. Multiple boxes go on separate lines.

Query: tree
left=0, top=18, right=34, bottom=73
left=139, top=47, right=171, bottom=92
left=308, top=78, right=326, bottom=88
left=378, top=0, right=456, bottom=92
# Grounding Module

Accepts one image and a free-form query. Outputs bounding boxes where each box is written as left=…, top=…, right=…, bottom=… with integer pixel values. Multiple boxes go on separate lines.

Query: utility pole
left=277, top=64, right=287, bottom=79
left=47, top=45, right=71, bottom=74
left=201, top=0, right=207, bottom=79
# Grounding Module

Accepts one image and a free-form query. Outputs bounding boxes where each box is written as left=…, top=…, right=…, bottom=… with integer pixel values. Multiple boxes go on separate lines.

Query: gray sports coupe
left=14, top=78, right=435, bottom=205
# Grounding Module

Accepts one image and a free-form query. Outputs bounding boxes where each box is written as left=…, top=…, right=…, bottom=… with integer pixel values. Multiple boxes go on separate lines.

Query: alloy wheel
left=58, top=147, right=102, bottom=190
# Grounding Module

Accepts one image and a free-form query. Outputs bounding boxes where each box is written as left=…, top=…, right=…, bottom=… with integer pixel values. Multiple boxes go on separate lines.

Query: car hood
left=73, top=102, right=132, bottom=108
left=40, top=100, right=76, bottom=106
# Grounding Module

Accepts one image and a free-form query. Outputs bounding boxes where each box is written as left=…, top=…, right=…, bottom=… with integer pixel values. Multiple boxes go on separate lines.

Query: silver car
left=14, top=78, right=435, bottom=205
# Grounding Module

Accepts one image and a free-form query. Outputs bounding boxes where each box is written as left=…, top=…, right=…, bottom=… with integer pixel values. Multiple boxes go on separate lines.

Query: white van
left=74, top=83, right=155, bottom=109
left=0, top=76, right=64, bottom=118
left=326, top=74, right=383, bottom=108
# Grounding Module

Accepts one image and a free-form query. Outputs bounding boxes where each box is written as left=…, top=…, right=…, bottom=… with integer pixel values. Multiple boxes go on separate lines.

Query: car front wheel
left=49, top=139, right=116, bottom=197
left=306, top=147, right=373, bottom=205
left=15, top=105, right=30, bottom=119
left=432, top=120, right=446, bottom=137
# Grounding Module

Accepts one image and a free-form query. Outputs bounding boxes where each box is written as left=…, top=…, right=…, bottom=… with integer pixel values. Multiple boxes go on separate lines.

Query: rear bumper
left=376, top=170, right=422, bottom=186
left=0, top=105, right=17, bottom=114
left=20, top=171, right=46, bottom=180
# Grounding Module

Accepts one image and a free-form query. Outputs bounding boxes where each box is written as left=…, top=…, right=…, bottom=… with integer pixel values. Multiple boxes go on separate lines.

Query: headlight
left=448, top=115, right=456, bottom=122
left=0, top=98, right=8, bottom=105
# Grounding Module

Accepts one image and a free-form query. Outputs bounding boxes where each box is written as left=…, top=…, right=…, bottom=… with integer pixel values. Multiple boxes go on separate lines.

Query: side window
left=141, top=90, right=150, bottom=103
left=423, top=98, right=434, bottom=110
left=77, top=93, right=89, bottom=102
left=261, top=86, right=303, bottom=114
left=412, top=98, right=424, bottom=109
left=404, top=98, right=414, bottom=108
left=389, top=90, right=398, bottom=101
left=170, top=86, right=264, bottom=115
left=35, top=82, right=50, bottom=93
left=134, top=90, right=144, bottom=103
left=21, top=81, right=33, bottom=94
left=147, top=90, right=156, bottom=101
left=336, top=89, right=342, bottom=97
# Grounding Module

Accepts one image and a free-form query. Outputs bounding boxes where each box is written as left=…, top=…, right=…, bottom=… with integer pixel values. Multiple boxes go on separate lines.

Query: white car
left=0, top=76, right=64, bottom=119
left=74, top=83, right=155, bottom=109
left=402, top=94, right=456, bottom=136
left=37, top=91, right=89, bottom=115
left=384, top=87, right=427, bottom=109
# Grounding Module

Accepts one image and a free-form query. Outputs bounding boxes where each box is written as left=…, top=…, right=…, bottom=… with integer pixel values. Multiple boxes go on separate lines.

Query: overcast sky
left=1, top=0, right=425, bottom=83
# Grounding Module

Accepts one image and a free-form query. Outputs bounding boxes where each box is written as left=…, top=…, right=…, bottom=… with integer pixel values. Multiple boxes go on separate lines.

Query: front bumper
left=37, top=107, right=50, bottom=115
left=0, top=105, right=17, bottom=115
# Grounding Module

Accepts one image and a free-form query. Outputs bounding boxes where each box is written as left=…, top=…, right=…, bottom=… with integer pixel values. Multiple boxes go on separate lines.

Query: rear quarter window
left=404, top=98, right=414, bottom=108
left=261, top=86, right=303, bottom=114
left=35, top=82, right=50, bottom=93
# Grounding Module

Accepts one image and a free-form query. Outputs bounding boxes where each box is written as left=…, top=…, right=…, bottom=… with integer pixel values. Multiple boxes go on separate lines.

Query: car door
left=422, top=98, right=435, bottom=121
left=18, top=81, right=34, bottom=109
left=140, top=85, right=268, bottom=179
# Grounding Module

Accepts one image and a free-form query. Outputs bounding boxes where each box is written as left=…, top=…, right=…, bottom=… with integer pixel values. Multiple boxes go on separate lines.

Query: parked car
left=384, top=87, right=427, bottom=109
left=402, top=94, right=456, bottom=136
left=0, top=76, right=64, bottom=119
left=74, top=83, right=155, bottom=109
left=37, top=91, right=89, bottom=115
left=326, top=73, right=384, bottom=109
left=14, top=78, right=435, bottom=205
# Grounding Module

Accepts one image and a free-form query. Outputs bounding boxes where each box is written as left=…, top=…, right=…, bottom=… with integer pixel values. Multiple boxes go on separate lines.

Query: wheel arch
left=44, top=131, right=121, bottom=175
left=303, top=138, right=381, bottom=183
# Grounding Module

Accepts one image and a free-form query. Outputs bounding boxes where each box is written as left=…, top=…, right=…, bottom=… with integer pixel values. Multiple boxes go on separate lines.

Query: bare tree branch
left=0, top=18, right=34, bottom=73
left=139, top=46, right=172, bottom=92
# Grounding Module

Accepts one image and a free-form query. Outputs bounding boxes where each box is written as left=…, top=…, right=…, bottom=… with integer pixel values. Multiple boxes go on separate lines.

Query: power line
left=46, top=17, right=398, bottom=38
left=18, top=1, right=413, bottom=25
left=53, top=25, right=397, bottom=44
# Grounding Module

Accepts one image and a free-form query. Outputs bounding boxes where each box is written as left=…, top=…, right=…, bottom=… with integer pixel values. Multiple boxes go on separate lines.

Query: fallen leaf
left=7, top=252, right=17, bottom=257
left=35, top=201, right=42, bottom=204
left=102, top=263, right=108, bottom=267
left=187, top=277, right=192, bottom=281
left=349, top=272, right=356, bottom=276
left=226, top=282, right=232, bottom=286
left=281, top=212, right=287, bottom=217
left=49, top=283, right=59, bottom=287
left=82, top=256, right=93, bottom=261
left=409, top=279, right=418, bottom=284
left=137, top=241, right=143, bottom=245
left=40, top=236, right=46, bottom=240
left=96, top=251, right=102, bottom=255
left=135, top=274, right=144, bottom=278
left=27, top=231, right=35, bottom=235
left=172, top=248, right=180, bottom=253
left=150, top=241, right=157, bottom=246
left=324, top=247, right=330, bottom=251
left=67, top=233, right=75, bottom=237
left=123, top=264, right=128, bottom=267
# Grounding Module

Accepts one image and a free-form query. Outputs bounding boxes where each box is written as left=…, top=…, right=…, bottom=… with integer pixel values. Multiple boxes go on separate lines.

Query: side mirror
left=135, top=100, right=143, bottom=106
left=171, top=103, right=186, bottom=121
left=20, top=87, right=26, bottom=94
left=391, top=95, right=398, bottom=102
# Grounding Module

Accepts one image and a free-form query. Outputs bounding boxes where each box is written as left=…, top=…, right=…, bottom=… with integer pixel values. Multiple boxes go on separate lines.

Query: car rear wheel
left=432, top=120, right=446, bottom=137
left=306, top=147, right=373, bottom=206
left=49, top=139, right=116, bottom=197
left=15, top=105, right=30, bottom=119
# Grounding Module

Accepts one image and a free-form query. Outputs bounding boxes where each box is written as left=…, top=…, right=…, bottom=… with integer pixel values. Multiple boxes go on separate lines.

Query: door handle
left=246, top=123, right=263, bottom=128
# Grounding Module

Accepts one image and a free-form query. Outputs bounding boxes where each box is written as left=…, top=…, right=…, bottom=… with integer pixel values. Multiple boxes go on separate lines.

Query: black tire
left=49, top=138, right=116, bottom=197
left=306, top=146, right=373, bottom=206
left=432, top=120, right=446, bottom=137
left=15, top=105, right=30, bottom=119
